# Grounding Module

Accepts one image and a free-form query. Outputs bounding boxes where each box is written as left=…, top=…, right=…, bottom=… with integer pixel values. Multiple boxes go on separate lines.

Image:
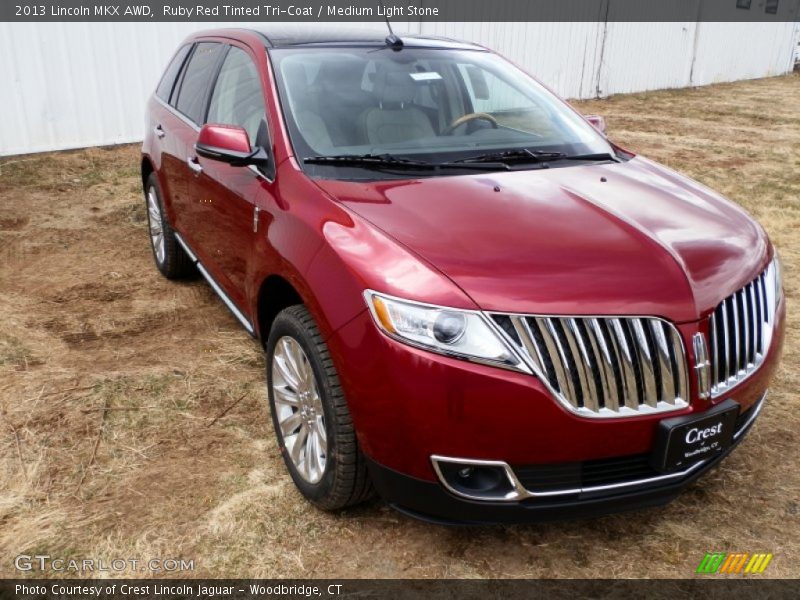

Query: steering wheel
left=444, top=112, right=498, bottom=135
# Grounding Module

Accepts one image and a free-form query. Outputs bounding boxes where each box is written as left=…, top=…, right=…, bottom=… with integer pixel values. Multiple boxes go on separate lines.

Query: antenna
left=379, top=0, right=404, bottom=50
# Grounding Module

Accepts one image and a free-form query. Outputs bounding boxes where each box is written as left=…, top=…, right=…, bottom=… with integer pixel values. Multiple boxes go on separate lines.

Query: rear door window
left=156, top=44, right=191, bottom=104
left=174, top=42, right=225, bottom=124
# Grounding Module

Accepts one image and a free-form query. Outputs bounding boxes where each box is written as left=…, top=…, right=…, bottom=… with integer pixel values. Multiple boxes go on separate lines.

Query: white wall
left=0, top=21, right=796, bottom=156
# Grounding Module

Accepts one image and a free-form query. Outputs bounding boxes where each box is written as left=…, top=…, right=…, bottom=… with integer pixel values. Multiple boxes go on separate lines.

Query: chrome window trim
left=431, top=391, right=766, bottom=503
left=154, top=95, right=200, bottom=132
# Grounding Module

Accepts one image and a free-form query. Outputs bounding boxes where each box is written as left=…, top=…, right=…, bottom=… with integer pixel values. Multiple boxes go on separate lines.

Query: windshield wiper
left=452, top=149, right=566, bottom=165
left=303, top=153, right=510, bottom=171
left=304, top=154, right=434, bottom=168
left=558, top=152, right=620, bottom=163
left=452, top=149, right=622, bottom=166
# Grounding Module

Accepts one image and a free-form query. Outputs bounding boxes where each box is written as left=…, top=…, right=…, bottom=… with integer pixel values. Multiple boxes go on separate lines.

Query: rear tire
left=266, top=305, right=374, bottom=510
left=144, top=173, right=194, bottom=280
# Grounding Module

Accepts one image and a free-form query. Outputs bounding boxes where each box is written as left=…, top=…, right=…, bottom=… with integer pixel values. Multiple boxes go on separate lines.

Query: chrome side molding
left=174, top=232, right=254, bottom=335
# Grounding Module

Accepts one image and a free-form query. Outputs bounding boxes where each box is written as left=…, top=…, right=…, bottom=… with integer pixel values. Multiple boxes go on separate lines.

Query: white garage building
left=0, top=20, right=798, bottom=156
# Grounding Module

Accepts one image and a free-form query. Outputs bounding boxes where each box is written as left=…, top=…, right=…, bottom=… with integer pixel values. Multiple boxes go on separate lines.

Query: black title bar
left=3, top=579, right=800, bottom=600
left=3, top=0, right=800, bottom=22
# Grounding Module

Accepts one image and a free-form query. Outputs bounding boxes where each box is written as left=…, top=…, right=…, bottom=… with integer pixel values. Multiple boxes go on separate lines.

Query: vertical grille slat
left=493, top=312, right=689, bottom=417
left=610, top=319, right=641, bottom=410
left=741, top=285, right=751, bottom=368
left=733, top=292, right=744, bottom=374
left=587, top=319, right=620, bottom=411
left=537, top=318, right=577, bottom=402
left=720, top=299, right=731, bottom=382
left=727, top=297, right=738, bottom=377
left=558, top=320, right=590, bottom=408
left=670, top=325, right=689, bottom=401
left=706, top=265, right=777, bottom=397
left=748, top=282, right=761, bottom=365
left=650, top=321, right=677, bottom=402
left=631, top=319, right=659, bottom=407
left=709, top=312, right=718, bottom=387
left=564, top=319, right=600, bottom=412
left=526, top=319, right=558, bottom=390
left=756, top=277, right=767, bottom=354
left=509, top=316, right=547, bottom=378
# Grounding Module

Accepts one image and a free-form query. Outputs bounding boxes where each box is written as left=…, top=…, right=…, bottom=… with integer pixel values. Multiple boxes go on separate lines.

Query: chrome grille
left=492, top=314, right=690, bottom=418
left=708, top=264, right=777, bottom=397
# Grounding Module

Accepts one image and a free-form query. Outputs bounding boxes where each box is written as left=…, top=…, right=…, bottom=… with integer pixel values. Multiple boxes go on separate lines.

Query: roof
left=223, top=25, right=484, bottom=50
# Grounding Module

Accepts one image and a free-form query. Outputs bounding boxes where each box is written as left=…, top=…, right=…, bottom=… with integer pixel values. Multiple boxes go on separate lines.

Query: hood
left=314, top=157, right=768, bottom=322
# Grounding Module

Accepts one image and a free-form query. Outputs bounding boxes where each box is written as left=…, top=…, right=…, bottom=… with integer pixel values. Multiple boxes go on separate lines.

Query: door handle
left=154, top=125, right=166, bottom=139
left=187, top=157, right=203, bottom=175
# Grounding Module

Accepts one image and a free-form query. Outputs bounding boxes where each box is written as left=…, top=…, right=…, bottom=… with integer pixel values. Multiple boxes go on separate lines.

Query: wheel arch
left=141, top=156, right=156, bottom=192
left=255, top=274, right=306, bottom=344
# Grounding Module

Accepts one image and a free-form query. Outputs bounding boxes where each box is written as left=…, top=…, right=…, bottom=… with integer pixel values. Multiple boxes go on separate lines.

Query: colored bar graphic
left=697, top=552, right=773, bottom=574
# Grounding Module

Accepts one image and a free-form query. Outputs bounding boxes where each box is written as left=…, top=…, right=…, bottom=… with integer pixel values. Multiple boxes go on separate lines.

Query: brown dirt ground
left=0, top=73, right=798, bottom=579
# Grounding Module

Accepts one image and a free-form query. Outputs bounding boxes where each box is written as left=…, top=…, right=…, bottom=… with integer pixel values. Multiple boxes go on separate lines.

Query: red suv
left=142, top=27, right=785, bottom=523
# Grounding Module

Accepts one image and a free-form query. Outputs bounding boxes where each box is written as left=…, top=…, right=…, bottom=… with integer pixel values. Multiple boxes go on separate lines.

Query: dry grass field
left=0, top=73, right=798, bottom=579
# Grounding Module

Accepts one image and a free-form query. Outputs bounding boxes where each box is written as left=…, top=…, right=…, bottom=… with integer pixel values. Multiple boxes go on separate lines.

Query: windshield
left=269, top=46, right=614, bottom=178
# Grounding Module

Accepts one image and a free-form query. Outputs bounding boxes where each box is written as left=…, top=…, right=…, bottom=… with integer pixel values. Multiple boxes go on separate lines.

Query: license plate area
left=651, top=399, right=740, bottom=473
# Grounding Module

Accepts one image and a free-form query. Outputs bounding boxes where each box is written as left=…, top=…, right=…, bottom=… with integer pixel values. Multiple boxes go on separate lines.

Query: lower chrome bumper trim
left=431, top=391, right=766, bottom=503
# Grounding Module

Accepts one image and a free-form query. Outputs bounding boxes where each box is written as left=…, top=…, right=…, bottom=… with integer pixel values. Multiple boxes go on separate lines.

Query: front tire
left=144, top=173, right=194, bottom=280
left=266, top=305, right=373, bottom=510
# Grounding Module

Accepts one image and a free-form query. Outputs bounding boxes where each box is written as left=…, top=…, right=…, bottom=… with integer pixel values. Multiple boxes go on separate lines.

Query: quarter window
left=207, top=47, right=267, bottom=147
left=174, top=43, right=224, bottom=124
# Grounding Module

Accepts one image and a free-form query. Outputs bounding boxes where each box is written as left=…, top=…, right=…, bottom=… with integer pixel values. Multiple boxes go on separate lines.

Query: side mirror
left=195, top=124, right=270, bottom=169
left=586, top=115, right=607, bottom=135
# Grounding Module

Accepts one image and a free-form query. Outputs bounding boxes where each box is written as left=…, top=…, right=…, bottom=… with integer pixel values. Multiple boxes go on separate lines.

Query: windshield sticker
left=410, top=72, right=443, bottom=81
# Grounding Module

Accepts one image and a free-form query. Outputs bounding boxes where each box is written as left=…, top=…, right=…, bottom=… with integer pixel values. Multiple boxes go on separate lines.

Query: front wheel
left=266, top=305, right=374, bottom=510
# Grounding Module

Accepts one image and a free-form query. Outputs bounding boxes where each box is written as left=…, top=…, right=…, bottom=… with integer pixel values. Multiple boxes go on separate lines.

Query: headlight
left=363, top=290, right=528, bottom=372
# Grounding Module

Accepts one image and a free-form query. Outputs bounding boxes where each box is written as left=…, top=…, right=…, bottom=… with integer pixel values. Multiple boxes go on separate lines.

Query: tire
left=266, top=305, right=374, bottom=510
left=144, top=173, right=195, bottom=280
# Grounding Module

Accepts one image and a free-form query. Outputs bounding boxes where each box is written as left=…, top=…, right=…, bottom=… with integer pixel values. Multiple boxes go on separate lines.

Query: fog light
left=432, top=457, right=519, bottom=501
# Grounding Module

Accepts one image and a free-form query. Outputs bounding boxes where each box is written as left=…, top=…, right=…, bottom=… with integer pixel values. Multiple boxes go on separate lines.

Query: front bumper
left=325, top=298, right=783, bottom=522
left=327, top=302, right=783, bottom=480
left=366, top=393, right=765, bottom=524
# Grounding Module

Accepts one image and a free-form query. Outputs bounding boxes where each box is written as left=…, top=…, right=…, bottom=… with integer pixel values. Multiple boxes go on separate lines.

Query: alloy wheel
left=146, top=186, right=165, bottom=265
left=272, top=336, right=328, bottom=484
